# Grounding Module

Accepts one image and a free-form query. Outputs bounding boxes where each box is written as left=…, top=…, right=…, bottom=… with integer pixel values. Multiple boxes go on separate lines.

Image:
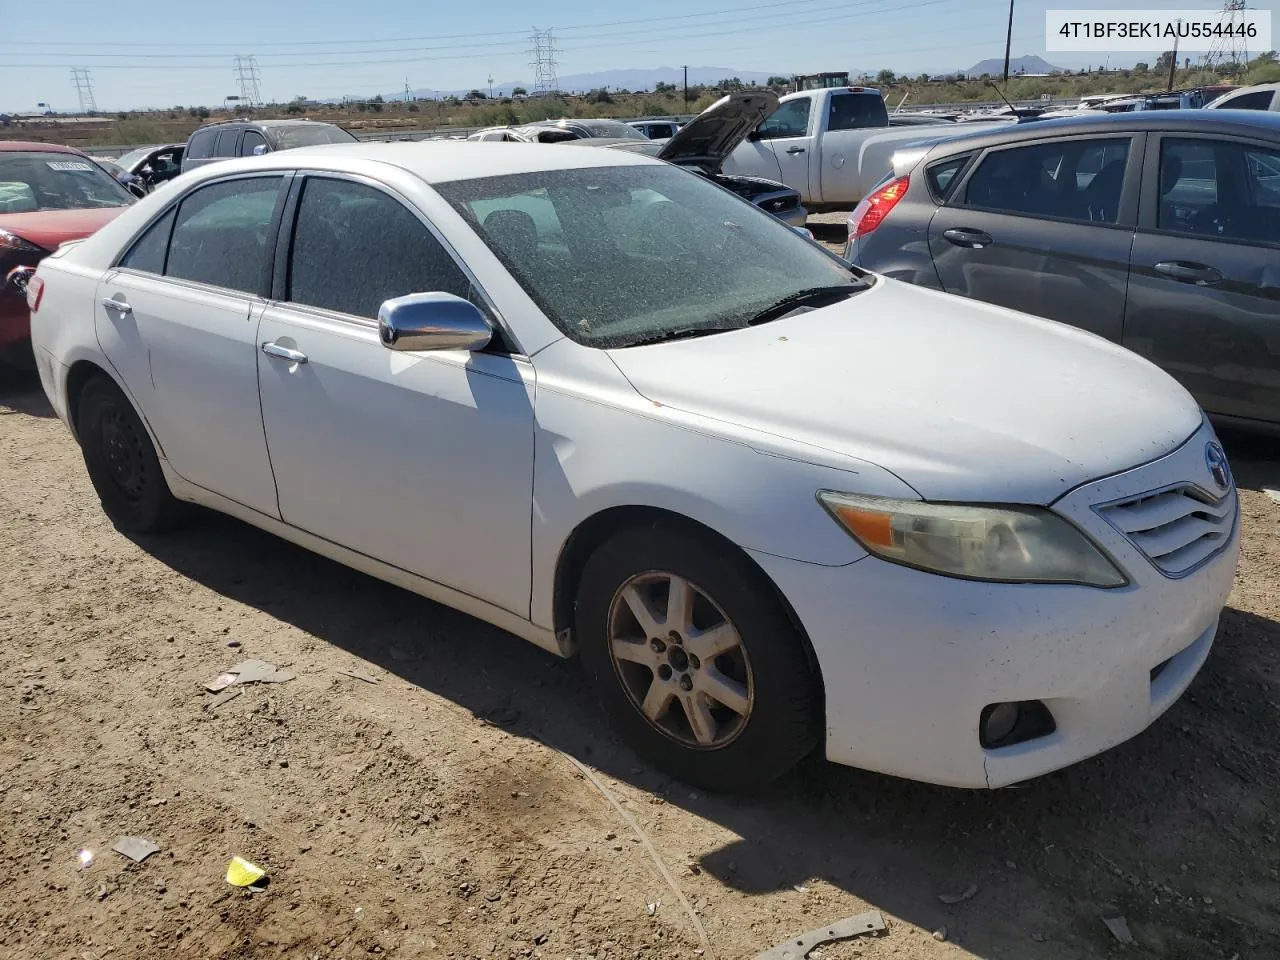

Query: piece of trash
left=204, top=673, right=238, bottom=693
left=339, top=669, right=381, bottom=685
left=793, top=884, right=809, bottom=893
left=932, top=927, right=947, bottom=942
left=205, top=687, right=243, bottom=711
left=225, top=856, right=267, bottom=887
left=247, top=883, right=268, bottom=893
left=113, top=837, right=160, bottom=863
left=1102, top=915, right=1135, bottom=945
left=1262, top=487, right=1280, bottom=505
left=228, top=660, right=295, bottom=684
left=77, top=849, right=94, bottom=870
left=646, top=901, right=660, bottom=916
left=754, top=910, right=887, bottom=960
left=226, top=640, right=242, bottom=649
left=96, top=882, right=110, bottom=901
left=938, top=883, right=979, bottom=905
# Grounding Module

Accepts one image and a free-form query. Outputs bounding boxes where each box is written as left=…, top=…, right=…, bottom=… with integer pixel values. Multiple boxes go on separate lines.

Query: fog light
left=981, top=702, right=1020, bottom=746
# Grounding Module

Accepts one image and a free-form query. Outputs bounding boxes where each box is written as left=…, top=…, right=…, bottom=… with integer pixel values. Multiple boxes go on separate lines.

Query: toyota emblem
left=1205, top=442, right=1231, bottom=491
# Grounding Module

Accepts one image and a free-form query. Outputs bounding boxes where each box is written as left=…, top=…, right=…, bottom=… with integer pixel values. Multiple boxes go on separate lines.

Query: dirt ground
left=2, top=361, right=1278, bottom=960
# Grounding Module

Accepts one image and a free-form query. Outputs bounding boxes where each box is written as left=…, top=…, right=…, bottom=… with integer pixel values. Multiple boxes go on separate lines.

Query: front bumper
left=751, top=420, right=1240, bottom=789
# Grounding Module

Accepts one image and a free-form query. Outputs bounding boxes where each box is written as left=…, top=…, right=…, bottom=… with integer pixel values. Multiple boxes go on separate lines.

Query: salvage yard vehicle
left=1, top=141, right=134, bottom=370
left=845, top=111, right=1280, bottom=430
left=720, top=85, right=992, bottom=208
left=181, top=118, right=357, bottom=173
left=1205, top=82, right=1280, bottom=112
left=29, top=141, right=1239, bottom=791
left=112, top=143, right=185, bottom=191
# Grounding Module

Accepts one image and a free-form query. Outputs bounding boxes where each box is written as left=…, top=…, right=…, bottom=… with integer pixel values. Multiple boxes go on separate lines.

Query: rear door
left=927, top=132, right=1142, bottom=342
left=96, top=174, right=287, bottom=516
left=1123, top=134, right=1280, bottom=424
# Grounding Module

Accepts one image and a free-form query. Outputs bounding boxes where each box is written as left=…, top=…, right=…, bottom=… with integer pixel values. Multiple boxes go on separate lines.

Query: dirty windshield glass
left=272, top=124, right=359, bottom=149
left=434, top=165, right=862, bottom=348
left=0, top=152, right=133, bottom=212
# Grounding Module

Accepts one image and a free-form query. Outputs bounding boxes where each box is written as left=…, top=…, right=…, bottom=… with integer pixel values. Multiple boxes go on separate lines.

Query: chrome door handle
left=261, top=341, right=308, bottom=363
left=101, top=296, right=133, bottom=315
left=943, top=228, right=994, bottom=249
left=785, top=146, right=806, bottom=154
left=1153, top=261, right=1223, bottom=285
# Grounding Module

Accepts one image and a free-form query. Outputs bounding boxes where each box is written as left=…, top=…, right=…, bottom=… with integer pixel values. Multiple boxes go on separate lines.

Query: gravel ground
left=2, top=357, right=1278, bottom=960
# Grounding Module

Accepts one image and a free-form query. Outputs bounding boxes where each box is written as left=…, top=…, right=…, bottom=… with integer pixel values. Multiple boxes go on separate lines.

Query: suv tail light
left=848, top=174, right=910, bottom=239
left=26, top=274, right=45, bottom=313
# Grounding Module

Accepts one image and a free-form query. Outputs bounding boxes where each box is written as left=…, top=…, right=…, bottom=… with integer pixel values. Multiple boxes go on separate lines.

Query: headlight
left=0, top=228, right=44, bottom=255
left=817, top=491, right=1127, bottom=587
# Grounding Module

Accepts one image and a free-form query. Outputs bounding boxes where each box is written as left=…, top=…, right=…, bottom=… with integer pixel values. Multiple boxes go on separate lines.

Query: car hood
left=0, top=206, right=129, bottom=252
left=605, top=278, right=1203, bottom=505
left=656, top=91, right=779, bottom=173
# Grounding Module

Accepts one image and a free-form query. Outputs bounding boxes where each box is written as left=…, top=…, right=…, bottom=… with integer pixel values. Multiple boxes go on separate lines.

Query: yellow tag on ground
left=225, top=856, right=267, bottom=886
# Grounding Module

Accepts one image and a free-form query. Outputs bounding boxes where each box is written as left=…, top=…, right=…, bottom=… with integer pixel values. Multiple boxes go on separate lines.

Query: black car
left=846, top=110, right=1280, bottom=430
left=181, top=118, right=357, bottom=173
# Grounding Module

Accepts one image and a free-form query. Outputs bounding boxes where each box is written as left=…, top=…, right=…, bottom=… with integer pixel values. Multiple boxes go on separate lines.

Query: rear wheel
left=76, top=374, right=185, bottom=533
left=576, top=523, right=822, bottom=791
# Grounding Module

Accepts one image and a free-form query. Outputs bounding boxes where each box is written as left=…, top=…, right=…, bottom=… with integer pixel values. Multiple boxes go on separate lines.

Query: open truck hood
left=656, top=91, right=779, bottom=174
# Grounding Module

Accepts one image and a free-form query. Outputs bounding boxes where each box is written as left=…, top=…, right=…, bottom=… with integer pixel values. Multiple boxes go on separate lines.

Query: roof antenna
left=985, top=78, right=1016, bottom=112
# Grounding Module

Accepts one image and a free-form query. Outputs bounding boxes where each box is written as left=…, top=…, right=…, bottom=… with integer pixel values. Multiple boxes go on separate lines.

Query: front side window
left=165, top=176, right=283, bottom=293
left=287, top=177, right=469, bottom=318
left=435, top=164, right=863, bottom=348
left=756, top=98, right=812, bottom=140
left=0, top=151, right=133, bottom=213
left=826, top=93, right=889, bottom=131
left=962, top=137, right=1131, bottom=224
left=241, top=131, right=268, bottom=156
left=1159, top=138, right=1280, bottom=245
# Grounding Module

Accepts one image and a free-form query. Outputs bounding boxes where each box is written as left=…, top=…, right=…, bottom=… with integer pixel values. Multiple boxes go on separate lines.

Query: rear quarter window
left=926, top=153, right=974, bottom=201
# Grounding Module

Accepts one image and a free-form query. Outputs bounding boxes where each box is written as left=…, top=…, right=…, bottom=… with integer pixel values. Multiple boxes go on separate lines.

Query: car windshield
left=435, top=164, right=864, bottom=348
left=0, top=151, right=133, bottom=213
left=271, top=124, right=359, bottom=149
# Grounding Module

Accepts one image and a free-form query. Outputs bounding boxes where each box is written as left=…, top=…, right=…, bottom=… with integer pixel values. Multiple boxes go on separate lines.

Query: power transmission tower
left=1202, top=1, right=1251, bottom=70
left=233, top=55, right=264, bottom=107
left=70, top=68, right=98, bottom=114
left=528, top=28, right=560, bottom=96
left=405, top=78, right=413, bottom=104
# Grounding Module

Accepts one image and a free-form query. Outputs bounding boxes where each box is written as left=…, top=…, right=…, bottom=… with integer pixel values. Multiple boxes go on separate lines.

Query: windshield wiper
left=744, top=283, right=865, bottom=327
left=621, top=325, right=742, bottom=348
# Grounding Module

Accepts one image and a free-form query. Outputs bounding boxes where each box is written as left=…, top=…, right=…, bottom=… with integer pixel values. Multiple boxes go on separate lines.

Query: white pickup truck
left=721, top=86, right=985, bottom=209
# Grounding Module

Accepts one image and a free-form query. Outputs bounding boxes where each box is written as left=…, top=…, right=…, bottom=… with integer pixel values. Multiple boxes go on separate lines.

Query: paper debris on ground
left=205, top=687, right=243, bottom=710
left=339, top=668, right=381, bottom=684
left=112, top=837, right=160, bottom=863
left=754, top=910, right=887, bottom=960
left=938, top=883, right=979, bottom=904
left=228, top=660, right=295, bottom=684
left=226, top=856, right=267, bottom=887
left=204, top=672, right=238, bottom=693
left=1102, top=915, right=1135, bottom=944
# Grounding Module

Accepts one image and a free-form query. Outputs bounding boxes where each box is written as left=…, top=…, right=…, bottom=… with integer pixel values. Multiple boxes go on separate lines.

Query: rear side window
left=827, top=93, right=889, bottom=131
left=1159, top=138, right=1280, bottom=245
left=119, top=208, right=176, bottom=274
left=925, top=153, right=973, bottom=200
left=186, top=129, right=216, bottom=160
left=214, top=130, right=241, bottom=157
left=166, top=176, right=283, bottom=293
left=1216, top=90, right=1273, bottom=111
left=962, top=137, right=1132, bottom=224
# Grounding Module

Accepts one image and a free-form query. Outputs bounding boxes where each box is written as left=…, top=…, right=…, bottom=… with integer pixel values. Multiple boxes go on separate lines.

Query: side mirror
left=378, top=292, right=493, bottom=353
left=252, top=144, right=268, bottom=156
left=127, top=180, right=147, bottom=199
left=746, top=128, right=762, bottom=141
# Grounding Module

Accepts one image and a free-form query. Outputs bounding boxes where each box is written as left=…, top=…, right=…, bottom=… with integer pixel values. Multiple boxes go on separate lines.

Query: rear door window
left=925, top=153, right=973, bottom=201
left=165, top=176, right=283, bottom=293
left=214, top=129, right=241, bottom=157
left=119, top=208, right=176, bottom=274
left=961, top=137, right=1132, bottom=224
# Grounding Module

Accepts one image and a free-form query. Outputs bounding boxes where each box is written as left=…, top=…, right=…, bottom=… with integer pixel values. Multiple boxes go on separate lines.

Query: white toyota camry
left=27, top=142, right=1240, bottom=791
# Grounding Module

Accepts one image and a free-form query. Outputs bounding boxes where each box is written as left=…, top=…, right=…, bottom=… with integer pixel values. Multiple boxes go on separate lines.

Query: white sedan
left=27, top=142, right=1240, bottom=791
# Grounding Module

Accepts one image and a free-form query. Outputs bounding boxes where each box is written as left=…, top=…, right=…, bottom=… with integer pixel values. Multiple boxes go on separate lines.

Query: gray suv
left=181, top=119, right=358, bottom=173
left=846, top=110, right=1280, bottom=430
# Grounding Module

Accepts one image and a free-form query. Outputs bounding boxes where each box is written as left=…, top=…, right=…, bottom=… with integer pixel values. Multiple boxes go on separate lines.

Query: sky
left=2, top=0, right=1277, bottom=111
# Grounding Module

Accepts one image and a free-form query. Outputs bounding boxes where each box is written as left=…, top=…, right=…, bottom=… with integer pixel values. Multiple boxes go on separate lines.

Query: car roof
left=176, top=140, right=659, bottom=185
left=921, top=109, right=1280, bottom=156
left=0, top=140, right=86, bottom=154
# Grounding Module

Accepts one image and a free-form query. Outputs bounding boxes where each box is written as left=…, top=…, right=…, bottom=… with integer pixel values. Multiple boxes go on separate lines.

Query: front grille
left=1096, top=483, right=1235, bottom=578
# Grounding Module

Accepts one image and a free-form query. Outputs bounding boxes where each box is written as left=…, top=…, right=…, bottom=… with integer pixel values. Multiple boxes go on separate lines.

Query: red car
left=1, top=141, right=135, bottom=370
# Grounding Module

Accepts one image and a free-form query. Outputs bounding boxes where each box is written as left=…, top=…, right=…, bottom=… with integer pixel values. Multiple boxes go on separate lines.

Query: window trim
left=1136, top=131, right=1280, bottom=250
left=948, top=131, right=1145, bottom=229
left=269, top=170, right=525, bottom=357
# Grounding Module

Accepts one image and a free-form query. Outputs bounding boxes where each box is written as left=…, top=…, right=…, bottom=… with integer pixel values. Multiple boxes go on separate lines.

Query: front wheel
left=576, top=523, right=822, bottom=791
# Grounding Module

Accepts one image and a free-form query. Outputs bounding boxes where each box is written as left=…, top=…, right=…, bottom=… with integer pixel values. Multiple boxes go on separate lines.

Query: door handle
left=1153, top=261, right=1223, bottom=285
left=785, top=146, right=807, bottom=154
left=261, top=341, right=308, bottom=364
left=942, top=228, right=994, bottom=249
left=101, top=296, right=133, bottom=315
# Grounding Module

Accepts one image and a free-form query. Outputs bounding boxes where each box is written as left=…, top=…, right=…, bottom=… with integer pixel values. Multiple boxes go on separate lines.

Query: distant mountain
left=965, top=54, right=1067, bottom=77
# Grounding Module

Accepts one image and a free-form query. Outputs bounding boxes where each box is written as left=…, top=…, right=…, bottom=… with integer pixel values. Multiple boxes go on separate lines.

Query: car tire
left=76, top=374, right=185, bottom=533
left=576, top=522, right=822, bottom=791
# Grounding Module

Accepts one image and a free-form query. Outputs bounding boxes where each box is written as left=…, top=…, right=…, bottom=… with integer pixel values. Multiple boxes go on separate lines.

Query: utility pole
left=682, top=65, right=689, bottom=108
left=404, top=78, right=412, bottom=104
left=488, top=74, right=494, bottom=99
left=1001, top=0, right=1015, bottom=83
left=1167, top=20, right=1181, bottom=91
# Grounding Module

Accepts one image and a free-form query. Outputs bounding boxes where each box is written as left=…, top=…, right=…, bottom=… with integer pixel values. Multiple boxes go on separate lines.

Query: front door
left=1124, top=135, right=1280, bottom=424
left=95, top=174, right=287, bottom=516
left=928, top=134, right=1141, bottom=342
left=256, top=175, right=535, bottom=616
